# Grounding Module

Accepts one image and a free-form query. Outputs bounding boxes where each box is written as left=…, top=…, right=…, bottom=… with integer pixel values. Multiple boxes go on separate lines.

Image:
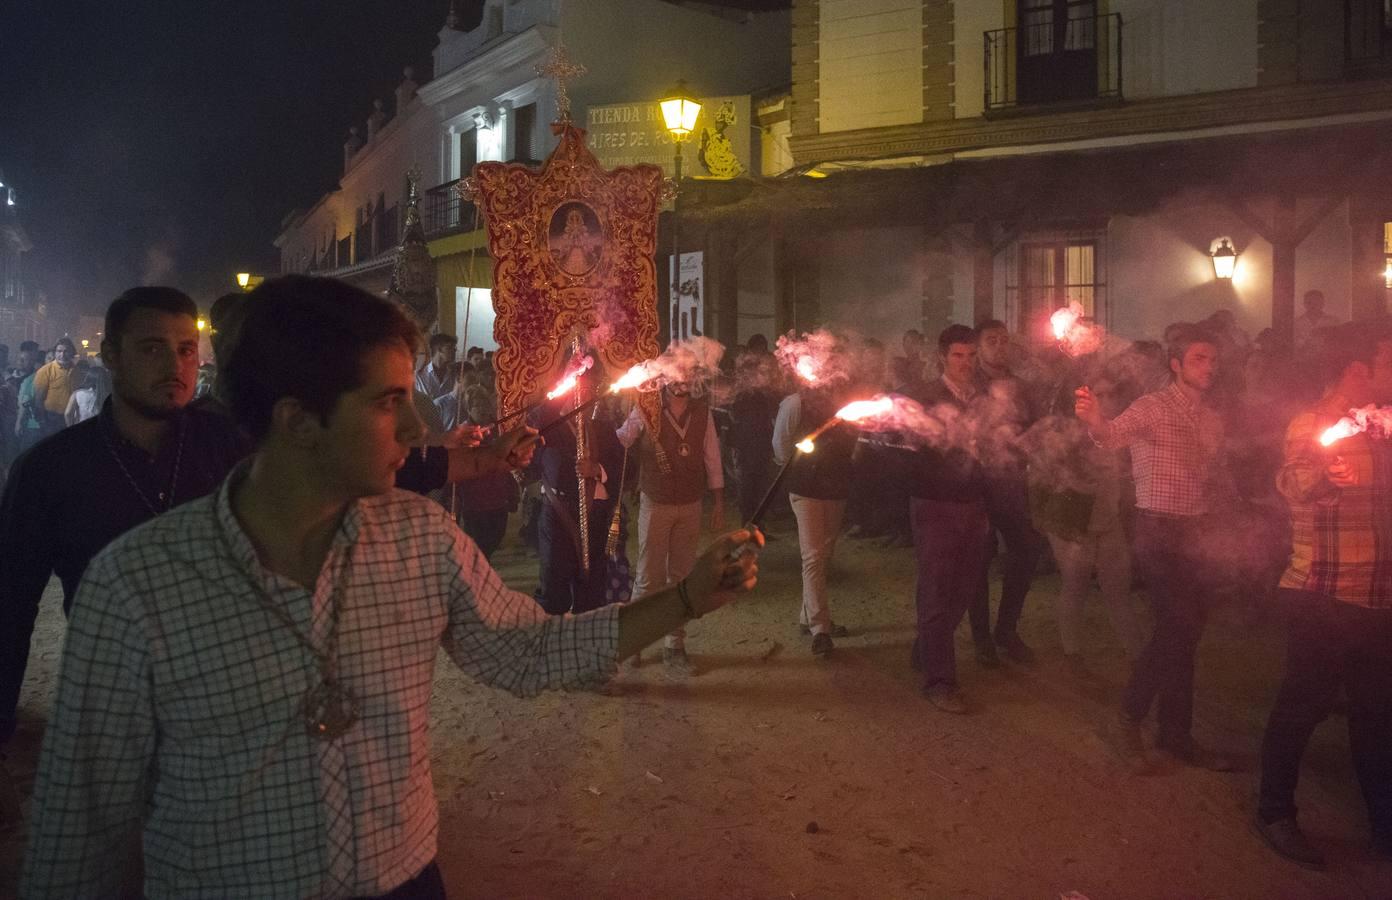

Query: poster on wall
left=670, top=252, right=704, bottom=345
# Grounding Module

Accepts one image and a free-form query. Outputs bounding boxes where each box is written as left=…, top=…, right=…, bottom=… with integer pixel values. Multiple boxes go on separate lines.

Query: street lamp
left=1211, top=238, right=1237, bottom=280
left=659, top=81, right=702, bottom=339
left=196, top=318, right=207, bottom=332
left=236, top=272, right=251, bottom=289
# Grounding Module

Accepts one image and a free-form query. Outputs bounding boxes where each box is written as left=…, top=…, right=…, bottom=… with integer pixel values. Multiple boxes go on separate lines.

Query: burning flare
left=796, top=395, right=898, bottom=453
left=795, top=355, right=818, bottom=383
left=609, top=360, right=658, bottom=393
left=545, top=355, right=594, bottom=400
left=1320, top=417, right=1362, bottom=447
left=1051, top=303, right=1082, bottom=342
left=835, top=396, right=895, bottom=423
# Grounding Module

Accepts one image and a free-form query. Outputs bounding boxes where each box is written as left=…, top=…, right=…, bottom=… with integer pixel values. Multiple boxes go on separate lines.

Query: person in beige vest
left=617, top=381, right=725, bottom=674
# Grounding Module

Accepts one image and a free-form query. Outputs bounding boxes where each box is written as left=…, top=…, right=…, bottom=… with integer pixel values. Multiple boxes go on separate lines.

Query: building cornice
left=417, top=26, right=555, bottom=108
left=790, top=77, right=1392, bottom=165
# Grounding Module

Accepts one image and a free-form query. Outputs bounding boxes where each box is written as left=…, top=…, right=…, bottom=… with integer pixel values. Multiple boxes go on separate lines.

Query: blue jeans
left=1120, top=513, right=1212, bottom=747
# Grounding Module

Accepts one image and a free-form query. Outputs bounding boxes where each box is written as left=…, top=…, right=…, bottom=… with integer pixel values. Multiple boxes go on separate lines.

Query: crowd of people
left=0, top=276, right=1387, bottom=894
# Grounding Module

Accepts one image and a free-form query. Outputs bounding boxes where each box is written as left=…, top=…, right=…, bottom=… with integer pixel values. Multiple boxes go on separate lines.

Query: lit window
left=1383, top=221, right=1391, bottom=289
left=1007, top=234, right=1105, bottom=343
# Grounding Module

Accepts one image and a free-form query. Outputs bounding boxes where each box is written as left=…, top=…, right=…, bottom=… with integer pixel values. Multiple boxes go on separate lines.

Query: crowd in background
left=2, top=281, right=1387, bottom=876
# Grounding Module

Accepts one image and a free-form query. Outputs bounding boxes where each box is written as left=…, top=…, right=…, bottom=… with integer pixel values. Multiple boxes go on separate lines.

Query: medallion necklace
left=102, top=414, right=187, bottom=515
left=217, top=502, right=361, bottom=741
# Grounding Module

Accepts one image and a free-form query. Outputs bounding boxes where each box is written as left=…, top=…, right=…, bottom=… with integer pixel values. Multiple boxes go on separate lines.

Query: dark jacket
left=904, top=378, right=988, bottom=503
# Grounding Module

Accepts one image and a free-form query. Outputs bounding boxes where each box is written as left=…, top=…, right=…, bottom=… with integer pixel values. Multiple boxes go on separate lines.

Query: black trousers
left=353, top=861, right=446, bottom=899
left=1120, top=513, right=1212, bottom=748
left=1258, top=590, right=1392, bottom=839
left=534, top=497, right=612, bottom=615
left=462, top=509, right=509, bottom=560
left=735, top=448, right=772, bottom=524
left=968, top=477, right=1041, bottom=645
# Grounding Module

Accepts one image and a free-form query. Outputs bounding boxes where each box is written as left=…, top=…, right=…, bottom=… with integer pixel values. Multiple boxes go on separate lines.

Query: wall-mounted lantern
left=1211, top=238, right=1237, bottom=280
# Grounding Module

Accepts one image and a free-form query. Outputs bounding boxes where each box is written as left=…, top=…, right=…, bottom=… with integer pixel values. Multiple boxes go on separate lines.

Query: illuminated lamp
left=1211, top=239, right=1237, bottom=280
left=659, top=81, right=703, bottom=140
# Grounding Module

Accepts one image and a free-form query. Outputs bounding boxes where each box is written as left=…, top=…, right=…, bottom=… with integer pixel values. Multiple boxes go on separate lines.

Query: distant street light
left=196, top=318, right=207, bottom=332
left=236, top=272, right=251, bottom=289
left=1211, top=238, right=1237, bottom=280
left=659, top=81, right=703, bottom=339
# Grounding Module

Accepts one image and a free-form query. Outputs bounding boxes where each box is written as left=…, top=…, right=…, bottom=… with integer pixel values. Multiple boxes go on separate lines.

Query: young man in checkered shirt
left=1254, top=322, right=1392, bottom=870
left=1076, top=323, right=1236, bottom=775
left=21, top=276, right=761, bottom=899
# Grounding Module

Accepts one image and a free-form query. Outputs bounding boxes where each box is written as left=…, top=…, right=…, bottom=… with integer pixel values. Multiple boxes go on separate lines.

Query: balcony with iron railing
left=984, top=12, right=1122, bottom=113
left=423, top=178, right=480, bottom=239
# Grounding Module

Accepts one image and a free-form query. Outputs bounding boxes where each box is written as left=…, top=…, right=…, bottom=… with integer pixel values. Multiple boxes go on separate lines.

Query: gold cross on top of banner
left=536, top=44, right=586, bottom=123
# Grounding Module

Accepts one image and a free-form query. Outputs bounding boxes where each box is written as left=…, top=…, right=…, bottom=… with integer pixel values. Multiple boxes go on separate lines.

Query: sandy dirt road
left=3, top=516, right=1389, bottom=898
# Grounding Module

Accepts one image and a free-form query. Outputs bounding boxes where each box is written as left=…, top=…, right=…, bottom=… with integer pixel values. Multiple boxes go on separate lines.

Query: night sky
left=1, top=0, right=486, bottom=315
left=3, top=0, right=787, bottom=319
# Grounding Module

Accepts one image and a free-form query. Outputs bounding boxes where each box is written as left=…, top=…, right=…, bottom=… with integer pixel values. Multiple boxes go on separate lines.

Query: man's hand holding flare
left=1074, top=386, right=1105, bottom=430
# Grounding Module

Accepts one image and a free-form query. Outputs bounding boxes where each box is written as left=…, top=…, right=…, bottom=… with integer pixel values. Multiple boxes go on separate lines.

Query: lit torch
left=794, top=396, right=896, bottom=453
left=1051, top=304, right=1081, bottom=342
left=795, top=355, right=818, bottom=384
left=608, top=360, right=659, bottom=394
left=536, top=358, right=656, bottom=437
left=748, top=395, right=896, bottom=526
left=486, top=355, right=594, bottom=433
left=546, top=354, right=594, bottom=400
left=1319, top=417, right=1362, bottom=447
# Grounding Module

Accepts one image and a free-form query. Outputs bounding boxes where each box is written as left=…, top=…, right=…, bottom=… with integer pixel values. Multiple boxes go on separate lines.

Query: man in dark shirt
left=906, top=324, right=991, bottom=714
left=0, top=287, right=250, bottom=741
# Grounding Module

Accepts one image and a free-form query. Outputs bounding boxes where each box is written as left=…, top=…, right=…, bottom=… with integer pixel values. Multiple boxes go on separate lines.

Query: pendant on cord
left=303, top=680, right=360, bottom=740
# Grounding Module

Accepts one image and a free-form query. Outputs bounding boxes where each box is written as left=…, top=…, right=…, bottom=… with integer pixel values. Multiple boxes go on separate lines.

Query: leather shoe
left=1254, top=816, right=1326, bottom=870
left=800, top=623, right=849, bottom=637
left=975, top=643, right=1002, bottom=669
left=922, top=683, right=968, bottom=714
left=811, top=633, right=834, bottom=658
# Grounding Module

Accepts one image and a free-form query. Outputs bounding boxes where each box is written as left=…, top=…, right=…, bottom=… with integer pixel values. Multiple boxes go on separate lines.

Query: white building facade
left=274, top=0, right=790, bottom=346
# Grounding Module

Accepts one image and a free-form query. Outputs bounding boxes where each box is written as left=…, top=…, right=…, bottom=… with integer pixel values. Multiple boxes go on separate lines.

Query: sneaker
left=662, top=647, right=698, bottom=677
left=800, top=623, right=849, bottom=637
left=922, top=683, right=968, bottom=714
left=997, top=633, right=1036, bottom=665
left=811, top=633, right=834, bottom=658
left=1159, top=738, right=1237, bottom=773
left=1105, top=714, right=1156, bottom=775
left=975, top=642, right=1002, bottom=669
left=1253, top=816, right=1326, bottom=870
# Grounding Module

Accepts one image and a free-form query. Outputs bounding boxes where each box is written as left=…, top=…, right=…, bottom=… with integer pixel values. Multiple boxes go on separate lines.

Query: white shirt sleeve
left=703, top=409, right=724, bottom=490
left=771, top=393, right=801, bottom=467
left=615, top=404, right=646, bottom=448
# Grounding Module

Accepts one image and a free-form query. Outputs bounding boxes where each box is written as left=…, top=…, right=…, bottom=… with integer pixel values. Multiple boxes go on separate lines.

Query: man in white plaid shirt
left=21, top=276, right=761, bottom=899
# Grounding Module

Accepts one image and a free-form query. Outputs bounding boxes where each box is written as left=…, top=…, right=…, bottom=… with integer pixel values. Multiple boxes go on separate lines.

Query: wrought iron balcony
left=423, top=178, right=480, bottom=239
left=984, top=12, right=1122, bottom=113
